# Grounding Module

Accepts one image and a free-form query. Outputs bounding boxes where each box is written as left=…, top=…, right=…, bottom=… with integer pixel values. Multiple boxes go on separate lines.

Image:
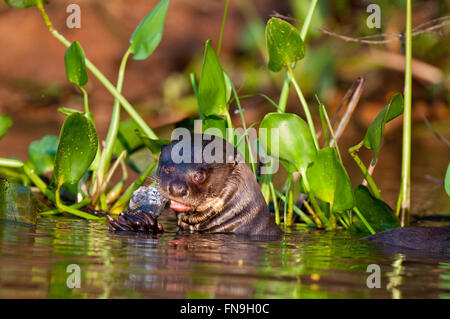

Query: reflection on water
left=0, top=215, right=449, bottom=299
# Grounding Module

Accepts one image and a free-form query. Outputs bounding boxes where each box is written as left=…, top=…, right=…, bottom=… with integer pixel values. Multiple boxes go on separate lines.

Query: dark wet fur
left=362, top=226, right=450, bottom=254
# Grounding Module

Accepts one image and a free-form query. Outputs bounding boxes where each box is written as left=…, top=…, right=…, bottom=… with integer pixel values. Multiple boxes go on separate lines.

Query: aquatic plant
left=0, top=0, right=423, bottom=235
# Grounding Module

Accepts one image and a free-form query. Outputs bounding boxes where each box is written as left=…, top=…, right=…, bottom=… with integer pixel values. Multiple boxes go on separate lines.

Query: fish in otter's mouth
left=109, top=133, right=282, bottom=236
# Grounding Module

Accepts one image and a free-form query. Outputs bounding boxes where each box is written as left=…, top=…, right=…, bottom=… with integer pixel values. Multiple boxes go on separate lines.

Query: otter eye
left=192, top=170, right=207, bottom=184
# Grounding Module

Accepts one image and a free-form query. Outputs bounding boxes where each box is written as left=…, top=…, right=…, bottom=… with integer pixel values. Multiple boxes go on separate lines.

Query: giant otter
left=108, top=133, right=449, bottom=253
left=109, top=133, right=282, bottom=236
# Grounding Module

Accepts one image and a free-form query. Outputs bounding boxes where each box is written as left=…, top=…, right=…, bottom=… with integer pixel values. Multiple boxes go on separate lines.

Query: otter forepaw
left=107, top=211, right=163, bottom=234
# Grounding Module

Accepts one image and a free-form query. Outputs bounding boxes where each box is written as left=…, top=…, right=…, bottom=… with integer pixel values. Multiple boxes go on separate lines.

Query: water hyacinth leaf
left=28, top=135, right=58, bottom=175
left=202, top=115, right=227, bottom=140
left=129, top=0, right=170, bottom=60
left=352, top=185, right=400, bottom=233
left=260, top=112, right=316, bottom=173
left=53, top=113, right=98, bottom=187
left=65, top=41, right=88, bottom=87
left=445, top=163, right=450, bottom=196
left=306, top=147, right=354, bottom=212
left=135, top=130, right=170, bottom=155
left=113, top=119, right=145, bottom=157
left=198, top=40, right=228, bottom=117
left=0, top=115, right=13, bottom=139
left=0, top=179, right=38, bottom=225
left=4, top=0, right=46, bottom=9
left=265, top=17, right=305, bottom=72
left=363, top=93, right=404, bottom=161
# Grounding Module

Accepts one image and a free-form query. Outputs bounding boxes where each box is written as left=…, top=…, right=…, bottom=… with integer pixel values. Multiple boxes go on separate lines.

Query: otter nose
left=169, top=180, right=188, bottom=197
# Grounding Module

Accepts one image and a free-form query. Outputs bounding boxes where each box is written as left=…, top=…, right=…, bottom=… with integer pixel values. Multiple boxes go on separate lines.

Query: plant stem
left=269, top=181, right=280, bottom=225
left=40, top=199, right=90, bottom=216
left=273, top=188, right=314, bottom=227
left=110, top=160, right=157, bottom=214
left=36, top=2, right=157, bottom=140
left=320, top=102, right=342, bottom=162
left=353, top=206, right=376, bottom=235
left=349, top=142, right=382, bottom=200
left=217, top=0, right=229, bottom=56
left=397, top=0, right=412, bottom=227
left=23, top=163, right=55, bottom=202
left=277, top=0, right=318, bottom=111
left=95, top=48, right=132, bottom=199
left=0, top=158, right=23, bottom=168
left=55, top=185, right=100, bottom=220
left=79, top=86, right=90, bottom=113
left=287, top=65, right=319, bottom=150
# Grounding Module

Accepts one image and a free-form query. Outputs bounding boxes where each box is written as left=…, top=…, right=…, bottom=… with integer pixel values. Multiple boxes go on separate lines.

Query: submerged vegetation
left=0, top=0, right=448, bottom=235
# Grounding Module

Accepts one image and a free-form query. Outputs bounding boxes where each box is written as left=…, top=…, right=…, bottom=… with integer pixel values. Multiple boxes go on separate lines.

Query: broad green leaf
left=135, top=130, right=170, bottom=155
left=65, top=41, right=88, bottom=87
left=198, top=40, right=228, bottom=117
left=202, top=115, right=227, bottom=140
left=130, top=0, right=170, bottom=60
left=4, top=0, right=46, bottom=9
left=0, top=179, right=38, bottom=225
left=260, top=112, right=316, bottom=173
left=445, top=163, right=450, bottom=196
left=28, top=135, right=58, bottom=175
left=352, top=185, right=400, bottom=234
left=223, top=71, right=233, bottom=104
left=363, top=93, right=404, bottom=161
left=265, top=17, right=305, bottom=72
left=306, top=147, right=354, bottom=212
left=0, top=115, right=13, bottom=140
left=113, top=119, right=145, bottom=156
left=53, top=113, right=98, bottom=187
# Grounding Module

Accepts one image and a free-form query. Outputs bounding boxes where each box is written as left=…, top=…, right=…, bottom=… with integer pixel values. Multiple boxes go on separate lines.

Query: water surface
left=1, top=215, right=449, bottom=299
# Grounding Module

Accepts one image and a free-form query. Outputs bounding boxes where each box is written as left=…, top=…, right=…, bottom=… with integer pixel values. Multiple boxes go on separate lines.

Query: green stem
left=96, top=48, right=132, bottom=197
left=217, top=0, right=229, bottom=56
left=0, top=158, right=24, bottom=168
left=36, top=2, right=157, bottom=140
left=55, top=185, right=100, bottom=220
left=189, top=72, right=203, bottom=120
left=277, top=0, right=318, bottom=111
left=287, top=65, right=319, bottom=150
left=23, top=163, right=55, bottom=203
left=287, top=176, right=294, bottom=226
left=321, top=102, right=342, bottom=162
left=110, top=160, right=157, bottom=214
left=40, top=199, right=90, bottom=216
left=269, top=181, right=280, bottom=225
left=353, top=206, right=376, bottom=235
left=79, top=86, right=90, bottom=113
left=273, top=188, right=314, bottom=227
left=349, top=142, right=382, bottom=200
left=397, top=0, right=412, bottom=227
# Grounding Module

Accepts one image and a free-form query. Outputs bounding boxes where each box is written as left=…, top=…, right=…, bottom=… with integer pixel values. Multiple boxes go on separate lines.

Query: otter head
left=157, top=133, right=241, bottom=214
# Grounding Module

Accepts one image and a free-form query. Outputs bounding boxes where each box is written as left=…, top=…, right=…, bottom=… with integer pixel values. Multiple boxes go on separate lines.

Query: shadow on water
left=0, top=215, right=449, bottom=299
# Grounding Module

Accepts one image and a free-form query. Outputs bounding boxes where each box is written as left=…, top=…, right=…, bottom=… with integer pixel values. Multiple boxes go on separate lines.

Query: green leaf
left=198, top=40, right=228, bottom=117
left=53, top=113, right=98, bottom=187
left=28, top=135, right=58, bottom=175
left=0, top=115, right=13, bottom=140
left=352, top=185, right=400, bottom=234
left=130, top=0, right=170, bottom=60
left=306, top=147, right=354, bottom=212
left=265, top=17, right=305, bottom=72
left=445, top=163, right=450, bottom=196
left=363, top=93, right=404, bottom=161
left=113, top=119, right=145, bottom=156
left=260, top=112, right=316, bottom=173
left=4, top=0, right=46, bottom=9
left=135, top=130, right=170, bottom=155
left=0, top=179, right=39, bottom=225
left=202, top=115, right=227, bottom=140
left=65, top=41, right=88, bottom=87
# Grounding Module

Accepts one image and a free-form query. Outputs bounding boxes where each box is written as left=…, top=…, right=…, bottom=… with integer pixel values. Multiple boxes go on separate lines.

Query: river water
left=0, top=214, right=449, bottom=299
